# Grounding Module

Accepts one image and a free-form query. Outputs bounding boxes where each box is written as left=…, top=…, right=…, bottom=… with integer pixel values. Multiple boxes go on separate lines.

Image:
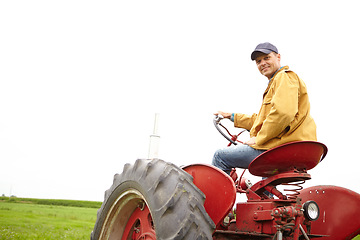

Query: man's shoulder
left=272, top=67, right=301, bottom=87
left=277, top=66, right=299, bottom=79
left=279, top=66, right=294, bottom=74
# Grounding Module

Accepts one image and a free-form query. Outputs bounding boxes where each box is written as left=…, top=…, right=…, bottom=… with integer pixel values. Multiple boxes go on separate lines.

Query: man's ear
left=277, top=53, right=281, bottom=62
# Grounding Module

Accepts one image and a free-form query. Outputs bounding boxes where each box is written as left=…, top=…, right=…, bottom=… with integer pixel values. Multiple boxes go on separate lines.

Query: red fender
left=299, top=185, right=360, bottom=239
left=183, top=164, right=236, bottom=228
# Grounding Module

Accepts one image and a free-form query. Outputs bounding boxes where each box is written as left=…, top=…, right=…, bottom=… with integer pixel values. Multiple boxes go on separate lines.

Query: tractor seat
left=248, top=141, right=328, bottom=178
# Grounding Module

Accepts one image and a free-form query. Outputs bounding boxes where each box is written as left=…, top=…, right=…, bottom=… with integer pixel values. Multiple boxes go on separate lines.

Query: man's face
left=255, top=52, right=281, bottom=79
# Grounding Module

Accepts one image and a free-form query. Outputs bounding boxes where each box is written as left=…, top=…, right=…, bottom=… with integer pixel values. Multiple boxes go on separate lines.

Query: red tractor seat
left=249, top=141, right=328, bottom=178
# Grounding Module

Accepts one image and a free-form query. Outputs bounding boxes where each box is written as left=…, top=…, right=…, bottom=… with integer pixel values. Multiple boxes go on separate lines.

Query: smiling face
left=255, top=52, right=281, bottom=79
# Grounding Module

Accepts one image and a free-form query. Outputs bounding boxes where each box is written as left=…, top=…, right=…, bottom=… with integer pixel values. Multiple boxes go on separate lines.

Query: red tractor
left=91, top=116, right=360, bottom=240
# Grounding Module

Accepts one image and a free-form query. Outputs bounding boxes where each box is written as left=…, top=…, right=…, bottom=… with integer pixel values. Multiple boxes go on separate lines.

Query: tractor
left=91, top=115, right=360, bottom=240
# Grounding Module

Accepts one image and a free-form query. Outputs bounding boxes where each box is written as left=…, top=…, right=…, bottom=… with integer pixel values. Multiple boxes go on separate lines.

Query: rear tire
left=91, top=159, right=215, bottom=240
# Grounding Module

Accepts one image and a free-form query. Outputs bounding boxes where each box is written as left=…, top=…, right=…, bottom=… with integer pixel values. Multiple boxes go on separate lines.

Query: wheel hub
left=124, top=203, right=156, bottom=240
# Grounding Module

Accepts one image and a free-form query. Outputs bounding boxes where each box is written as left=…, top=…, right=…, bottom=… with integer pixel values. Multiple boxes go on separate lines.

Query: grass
left=0, top=197, right=102, bottom=240
left=0, top=197, right=359, bottom=239
left=0, top=196, right=102, bottom=209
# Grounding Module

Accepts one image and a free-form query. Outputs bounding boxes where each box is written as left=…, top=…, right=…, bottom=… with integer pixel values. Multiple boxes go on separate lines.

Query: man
left=212, top=42, right=317, bottom=174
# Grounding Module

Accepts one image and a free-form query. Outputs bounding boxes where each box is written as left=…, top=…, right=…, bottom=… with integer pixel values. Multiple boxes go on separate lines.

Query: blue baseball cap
left=251, top=42, right=278, bottom=60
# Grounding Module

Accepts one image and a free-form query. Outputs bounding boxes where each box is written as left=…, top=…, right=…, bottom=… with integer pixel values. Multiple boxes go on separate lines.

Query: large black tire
left=91, top=159, right=215, bottom=240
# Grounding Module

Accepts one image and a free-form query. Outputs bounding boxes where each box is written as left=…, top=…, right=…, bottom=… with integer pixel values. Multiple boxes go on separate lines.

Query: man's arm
left=215, top=111, right=257, bottom=130
left=234, top=113, right=257, bottom=130
left=215, top=111, right=257, bottom=144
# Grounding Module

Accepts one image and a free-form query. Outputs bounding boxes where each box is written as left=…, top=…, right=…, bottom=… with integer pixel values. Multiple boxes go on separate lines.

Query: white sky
left=1, top=1, right=359, bottom=201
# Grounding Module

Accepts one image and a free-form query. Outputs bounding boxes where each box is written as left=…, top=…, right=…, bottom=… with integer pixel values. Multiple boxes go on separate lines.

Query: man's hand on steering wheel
left=245, top=137, right=256, bottom=146
left=214, top=111, right=232, bottom=119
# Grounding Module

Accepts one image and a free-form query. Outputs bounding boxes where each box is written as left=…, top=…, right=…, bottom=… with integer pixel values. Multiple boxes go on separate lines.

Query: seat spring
left=282, top=180, right=305, bottom=199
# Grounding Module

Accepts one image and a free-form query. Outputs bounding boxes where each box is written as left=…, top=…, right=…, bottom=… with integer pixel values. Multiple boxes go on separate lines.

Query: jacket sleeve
left=256, top=72, right=299, bottom=145
left=234, top=113, right=257, bottom=130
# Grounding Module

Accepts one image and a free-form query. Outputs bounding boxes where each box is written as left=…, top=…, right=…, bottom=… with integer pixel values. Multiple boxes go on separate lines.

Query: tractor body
left=184, top=141, right=360, bottom=240
left=92, top=141, right=360, bottom=240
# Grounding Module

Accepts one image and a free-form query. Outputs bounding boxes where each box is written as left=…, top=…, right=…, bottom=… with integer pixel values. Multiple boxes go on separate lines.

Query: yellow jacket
left=234, top=66, right=317, bottom=150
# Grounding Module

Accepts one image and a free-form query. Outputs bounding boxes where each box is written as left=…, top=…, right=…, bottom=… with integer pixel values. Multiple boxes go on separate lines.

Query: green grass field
left=0, top=197, right=359, bottom=240
left=0, top=197, right=101, bottom=240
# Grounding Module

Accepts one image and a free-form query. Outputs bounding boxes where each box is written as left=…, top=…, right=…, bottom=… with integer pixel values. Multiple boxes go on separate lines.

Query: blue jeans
left=212, top=144, right=266, bottom=174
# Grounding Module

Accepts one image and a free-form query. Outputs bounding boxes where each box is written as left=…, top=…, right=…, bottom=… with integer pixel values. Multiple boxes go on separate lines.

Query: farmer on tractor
left=213, top=42, right=317, bottom=174
left=91, top=42, right=360, bottom=240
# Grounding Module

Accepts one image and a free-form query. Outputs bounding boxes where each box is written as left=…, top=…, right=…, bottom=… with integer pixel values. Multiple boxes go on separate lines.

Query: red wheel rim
left=122, top=203, right=156, bottom=240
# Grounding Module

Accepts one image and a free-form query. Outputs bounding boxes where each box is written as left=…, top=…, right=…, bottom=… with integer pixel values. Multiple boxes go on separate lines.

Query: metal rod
left=276, top=229, right=283, bottom=240
left=299, top=224, right=310, bottom=240
left=148, top=113, right=160, bottom=159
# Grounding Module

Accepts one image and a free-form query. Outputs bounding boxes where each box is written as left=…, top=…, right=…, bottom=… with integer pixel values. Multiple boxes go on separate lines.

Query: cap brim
left=251, top=49, right=272, bottom=60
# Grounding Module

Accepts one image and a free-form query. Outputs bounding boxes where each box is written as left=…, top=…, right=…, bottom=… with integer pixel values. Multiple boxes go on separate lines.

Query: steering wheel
left=213, top=115, right=247, bottom=146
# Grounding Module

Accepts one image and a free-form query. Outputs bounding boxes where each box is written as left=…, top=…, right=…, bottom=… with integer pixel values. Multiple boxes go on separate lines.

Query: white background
left=1, top=1, right=359, bottom=201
